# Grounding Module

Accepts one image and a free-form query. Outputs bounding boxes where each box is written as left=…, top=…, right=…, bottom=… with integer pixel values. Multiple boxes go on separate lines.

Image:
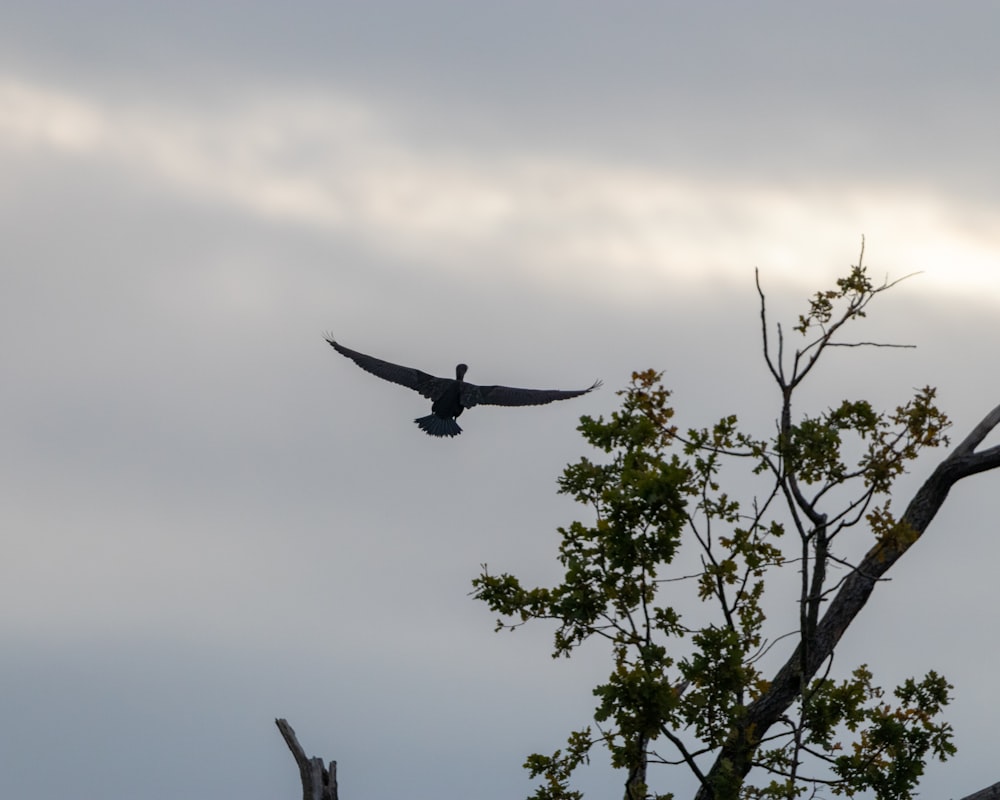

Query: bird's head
left=455, top=363, right=468, bottom=380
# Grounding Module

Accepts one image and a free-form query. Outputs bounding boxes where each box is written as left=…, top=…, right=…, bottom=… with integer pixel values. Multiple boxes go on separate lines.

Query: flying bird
left=326, top=337, right=602, bottom=437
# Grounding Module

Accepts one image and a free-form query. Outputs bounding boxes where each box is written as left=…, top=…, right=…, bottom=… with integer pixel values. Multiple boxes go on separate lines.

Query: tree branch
left=826, top=341, right=917, bottom=348
left=694, top=402, right=1000, bottom=798
left=954, top=403, right=1000, bottom=456
left=276, top=718, right=339, bottom=800
left=954, top=782, right=1000, bottom=800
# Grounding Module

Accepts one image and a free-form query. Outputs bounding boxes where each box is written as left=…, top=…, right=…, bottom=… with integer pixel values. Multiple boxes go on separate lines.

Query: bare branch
left=826, top=341, right=917, bottom=349
left=954, top=402, right=1000, bottom=456
left=659, top=724, right=710, bottom=790
left=954, top=782, right=1000, bottom=800
left=756, top=267, right=784, bottom=386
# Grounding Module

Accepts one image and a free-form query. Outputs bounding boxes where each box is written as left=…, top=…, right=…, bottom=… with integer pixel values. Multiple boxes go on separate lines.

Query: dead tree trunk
left=276, top=718, right=338, bottom=800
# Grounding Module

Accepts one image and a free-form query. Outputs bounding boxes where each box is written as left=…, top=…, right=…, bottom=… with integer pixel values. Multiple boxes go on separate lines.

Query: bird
left=326, top=337, right=602, bottom=437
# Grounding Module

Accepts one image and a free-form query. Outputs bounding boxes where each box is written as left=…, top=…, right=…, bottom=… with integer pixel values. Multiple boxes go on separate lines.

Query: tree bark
left=276, top=718, right=339, bottom=800
left=956, top=782, right=1000, bottom=800
left=693, top=404, right=1000, bottom=799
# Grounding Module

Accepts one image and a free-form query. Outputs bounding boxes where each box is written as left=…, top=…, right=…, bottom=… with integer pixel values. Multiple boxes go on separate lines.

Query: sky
left=2, top=3, right=999, bottom=799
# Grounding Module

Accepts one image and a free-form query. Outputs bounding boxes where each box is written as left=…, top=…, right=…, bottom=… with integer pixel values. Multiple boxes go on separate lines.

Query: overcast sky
left=2, top=4, right=999, bottom=799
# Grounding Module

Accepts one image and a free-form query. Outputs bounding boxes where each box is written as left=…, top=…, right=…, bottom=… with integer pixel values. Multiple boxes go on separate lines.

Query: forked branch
left=694, top=401, right=1000, bottom=798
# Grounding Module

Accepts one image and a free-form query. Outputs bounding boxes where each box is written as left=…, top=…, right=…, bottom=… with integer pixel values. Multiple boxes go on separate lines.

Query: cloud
left=1, top=15, right=998, bottom=799
left=1, top=75, right=997, bottom=305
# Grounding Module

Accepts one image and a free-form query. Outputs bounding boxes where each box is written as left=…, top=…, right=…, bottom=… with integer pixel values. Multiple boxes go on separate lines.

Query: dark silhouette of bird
left=326, top=337, right=602, bottom=437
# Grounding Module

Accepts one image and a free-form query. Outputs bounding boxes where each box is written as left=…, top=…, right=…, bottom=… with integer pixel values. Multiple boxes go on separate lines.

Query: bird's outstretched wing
left=462, top=379, right=602, bottom=408
left=326, top=338, right=452, bottom=401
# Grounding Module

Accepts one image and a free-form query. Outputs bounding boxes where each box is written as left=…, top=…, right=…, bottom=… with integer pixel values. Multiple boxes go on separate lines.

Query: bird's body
left=420, top=366, right=466, bottom=436
left=326, top=338, right=600, bottom=437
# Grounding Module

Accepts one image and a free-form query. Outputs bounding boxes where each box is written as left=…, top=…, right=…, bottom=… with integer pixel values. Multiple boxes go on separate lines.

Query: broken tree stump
left=275, top=718, right=338, bottom=800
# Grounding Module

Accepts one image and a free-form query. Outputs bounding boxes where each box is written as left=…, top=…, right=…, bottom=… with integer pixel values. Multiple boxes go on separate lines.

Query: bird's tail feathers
left=415, top=414, right=462, bottom=437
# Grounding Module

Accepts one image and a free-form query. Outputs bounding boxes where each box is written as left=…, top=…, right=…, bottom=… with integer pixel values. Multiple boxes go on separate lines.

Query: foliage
left=472, top=251, right=956, bottom=799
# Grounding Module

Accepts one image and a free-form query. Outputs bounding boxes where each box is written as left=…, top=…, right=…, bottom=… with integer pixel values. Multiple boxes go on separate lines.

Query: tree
left=473, top=249, right=1000, bottom=800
